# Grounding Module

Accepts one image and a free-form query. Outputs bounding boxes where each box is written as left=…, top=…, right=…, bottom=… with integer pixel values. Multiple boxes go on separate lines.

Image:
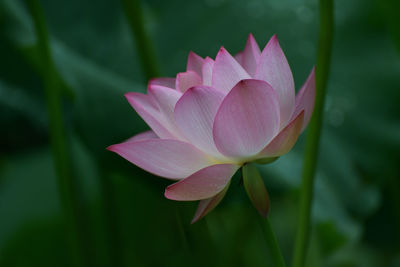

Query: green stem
left=258, top=217, right=286, bottom=267
left=121, top=0, right=160, bottom=81
left=121, top=0, right=192, bottom=252
left=26, top=1, right=90, bottom=266
left=292, top=1, right=334, bottom=267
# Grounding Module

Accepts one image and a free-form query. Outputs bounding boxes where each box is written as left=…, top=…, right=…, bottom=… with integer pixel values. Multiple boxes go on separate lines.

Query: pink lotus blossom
left=108, top=34, right=315, bottom=222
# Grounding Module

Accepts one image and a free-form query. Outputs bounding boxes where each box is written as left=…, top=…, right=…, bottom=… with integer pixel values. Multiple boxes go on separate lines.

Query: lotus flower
left=107, top=34, right=315, bottom=222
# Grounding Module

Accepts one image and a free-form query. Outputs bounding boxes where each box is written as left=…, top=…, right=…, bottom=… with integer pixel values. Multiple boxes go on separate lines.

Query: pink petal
left=107, top=139, right=212, bottom=180
left=125, top=131, right=158, bottom=142
left=176, top=70, right=202, bottom=93
left=191, top=182, right=230, bottom=223
left=186, top=51, right=204, bottom=77
left=174, top=86, right=225, bottom=157
left=235, top=51, right=244, bottom=65
left=255, top=35, right=295, bottom=128
left=125, top=92, right=175, bottom=139
left=147, top=86, right=184, bottom=139
left=258, top=110, right=304, bottom=157
left=202, top=57, right=214, bottom=86
left=213, top=79, right=280, bottom=158
left=293, top=67, right=315, bottom=132
left=212, top=47, right=251, bottom=93
left=242, top=164, right=270, bottom=217
left=241, top=33, right=261, bottom=76
left=164, top=164, right=239, bottom=200
left=148, top=77, right=176, bottom=89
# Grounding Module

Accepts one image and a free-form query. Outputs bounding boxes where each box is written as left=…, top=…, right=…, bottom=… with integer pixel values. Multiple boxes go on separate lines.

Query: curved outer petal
left=107, top=139, right=213, bottom=180
left=176, top=70, right=202, bottom=93
left=125, top=130, right=158, bottom=142
left=174, top=86, right=225, bottom=157
left=255, top=35, right=295, bottom=128
left=125, top=92, right=175, bottom=139
left=164, top=164, right=239, bottom=201
left=241, top=33, right=261, bottom=76
left=148, top=77, right=176, bottom=89
left=202, top=57, right=214, bottom=86
left=293, top=67, right=315, bottom=132
left=186, top=51, right=204, bottom=77
left=213, top=79, right=280, bottom=158
left=191, top=182, right=230, bottom=223
left=258, top=110, right=304, bottom=158
left=212, top=47, right=251, bottom=93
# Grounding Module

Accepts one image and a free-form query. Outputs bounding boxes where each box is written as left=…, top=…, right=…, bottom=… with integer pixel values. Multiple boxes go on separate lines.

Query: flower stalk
left=259, top=217, right=287, bottom=267
left=292, top=0, right=334, bottom=266
left=243, top=164, right=286, bottom=267
left=121, top=0, right=160, bottom=81
left=26, top=0, right=91, bottom=266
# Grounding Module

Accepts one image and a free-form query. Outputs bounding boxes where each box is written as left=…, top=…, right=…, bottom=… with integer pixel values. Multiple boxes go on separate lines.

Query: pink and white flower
left=108, top=34, right=315, bottom=222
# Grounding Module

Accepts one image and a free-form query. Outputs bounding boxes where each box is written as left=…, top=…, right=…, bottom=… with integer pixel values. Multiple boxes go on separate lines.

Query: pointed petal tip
left=265, top=34, right=279, bottom=48
left=164, top=187, right=174, bottom=200
left=164, top=184, right=186, bottom=201
left=217, top=46, right=229, bottom=55
left=190, top=182, right=231, bottom=223
left=124, top=92, right=133, bottom=98
left=188, top=50, right=201, bottom=58
left=191, top=217, right=199, bottom=224
left=191, top=210, right=204, bottom=224
left=124, top=92, right=141, bottom=102
left=106, top=144, right=117, bottom=152
left=248, top=33, right=257, bottom=42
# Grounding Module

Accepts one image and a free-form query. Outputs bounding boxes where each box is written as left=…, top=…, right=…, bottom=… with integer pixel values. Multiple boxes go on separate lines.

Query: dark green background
left=1, top=0, right=399, bottom=266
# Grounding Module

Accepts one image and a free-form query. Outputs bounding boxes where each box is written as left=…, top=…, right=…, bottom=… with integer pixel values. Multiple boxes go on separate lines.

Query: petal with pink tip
left=212, top=47, right=251, bottom=92
left=186, top=51, right=204, bottom=77
left=191, top=182, right=230, bottom=223
left=258, top=110, right=304, bottom=157
left=107, top=139, right=212, bottom=180
left=293, top=68, right=315, bottom=132
left=213, top=79, right=280, bottom=158
left=255, top=35, right=295, bottom=128
left=202, top=57, right=214, bottom=86
left=164, top=164, right=239, bottom=201
left=174, top=86, right=225, bottom=156
left=176, top=70, right=202, bottom=93
left=125, top=130, right=158, bottom=143
left=148, top=77, right=176, bottom=89
left=241, top=33, right=261, bottom=76
left=125, top=92, right=175, bottom=139
left=242, top=164, right=270, bottom=217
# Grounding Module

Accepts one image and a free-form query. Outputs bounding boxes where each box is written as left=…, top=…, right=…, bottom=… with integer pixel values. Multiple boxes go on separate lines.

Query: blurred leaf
left=0, top=219, right=69, bottom=267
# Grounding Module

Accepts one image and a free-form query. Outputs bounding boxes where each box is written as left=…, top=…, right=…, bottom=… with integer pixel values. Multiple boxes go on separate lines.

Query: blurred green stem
left=121, top=0, right=191, bottom=251
left=242, top=165, right=285, bottom=266
left=259, top=217, right=286, bottom=267
left=292, top=1, right=334, bottom=267
left=26, top=0, right=90, bottom=266
left=121, top=0, right=160, bottom=81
